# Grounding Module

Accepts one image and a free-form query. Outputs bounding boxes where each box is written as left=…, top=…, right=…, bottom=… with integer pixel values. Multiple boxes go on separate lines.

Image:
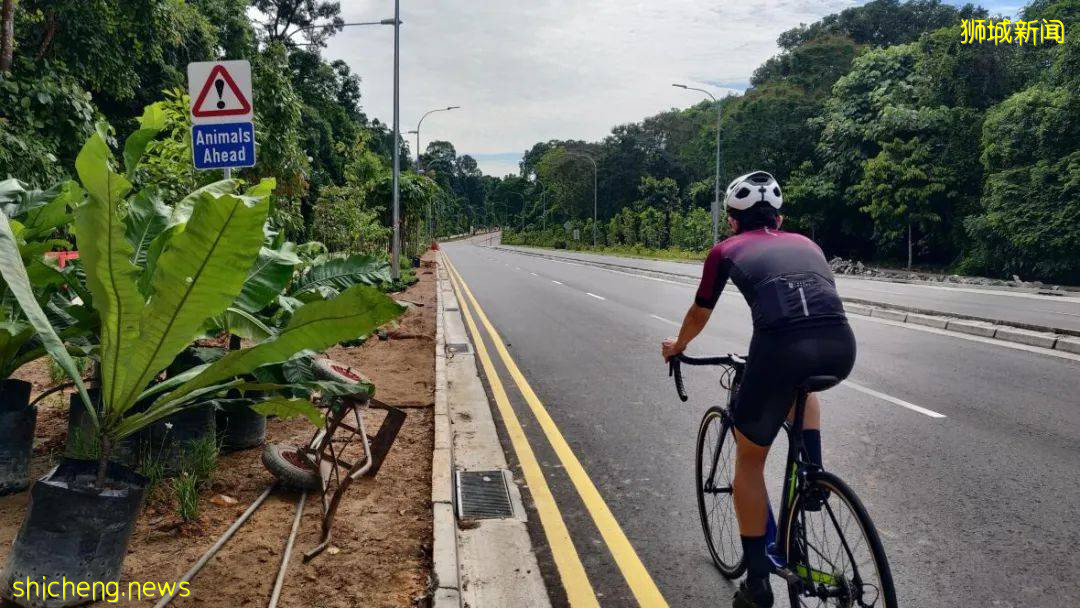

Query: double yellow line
left=443, top=255, right=668, bottom=607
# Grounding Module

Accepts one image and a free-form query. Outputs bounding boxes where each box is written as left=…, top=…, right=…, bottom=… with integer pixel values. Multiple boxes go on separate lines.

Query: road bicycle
left=669, top=353, right=897, bottom=607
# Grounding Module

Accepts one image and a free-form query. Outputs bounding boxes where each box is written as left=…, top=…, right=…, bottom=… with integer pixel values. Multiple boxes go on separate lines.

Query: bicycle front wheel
left=784, top=472, right=897, bottom=608
left=695, top=406, right=744, bottom=578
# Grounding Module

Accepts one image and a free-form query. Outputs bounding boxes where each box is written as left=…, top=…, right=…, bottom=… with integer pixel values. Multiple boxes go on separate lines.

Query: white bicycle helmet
left=724, top=171, right=783, bottom=211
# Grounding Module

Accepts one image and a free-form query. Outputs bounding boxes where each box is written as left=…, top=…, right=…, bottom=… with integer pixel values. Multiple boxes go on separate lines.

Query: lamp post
left=410, top=105, right=459, bottom=247
left=390, top=0, right=402, bottom=278
left=412, top=105, right=460, bottom=167
left=559, top=150, right=598, bottom=247
left=300, top=14, right=402, bottom=275
left=673, top=83, right=723, bottom=244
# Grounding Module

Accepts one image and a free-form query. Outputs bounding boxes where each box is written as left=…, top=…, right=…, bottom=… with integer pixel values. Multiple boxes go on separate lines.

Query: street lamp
left=413, top=105, right=460, bottom=167
left=301, top=15, right=402, bottom=276
left=673, top=83, right=723, bottom=244
left=558, top=150, right=598, bottom=247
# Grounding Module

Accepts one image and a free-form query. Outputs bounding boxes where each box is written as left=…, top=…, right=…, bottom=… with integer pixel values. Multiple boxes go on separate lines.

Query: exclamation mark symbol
left=215, top=79, right=225, bottom=109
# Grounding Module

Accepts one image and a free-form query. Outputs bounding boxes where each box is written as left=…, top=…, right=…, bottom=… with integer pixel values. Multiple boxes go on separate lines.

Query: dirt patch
left=0, top=253, right=437, bottom=607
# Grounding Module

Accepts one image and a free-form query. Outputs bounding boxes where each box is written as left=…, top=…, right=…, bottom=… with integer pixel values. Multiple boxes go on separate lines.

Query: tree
left=964, top=83, right=1080, bottom=282
left=856, top=138, right=953, bottom=267
left=1, top=0, right=13, bottom=73
left=250, top=0, right=344, bottom=47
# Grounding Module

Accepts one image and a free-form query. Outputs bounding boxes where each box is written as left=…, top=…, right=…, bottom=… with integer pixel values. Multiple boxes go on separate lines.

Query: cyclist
left=661, top=171, right=856, bottom=608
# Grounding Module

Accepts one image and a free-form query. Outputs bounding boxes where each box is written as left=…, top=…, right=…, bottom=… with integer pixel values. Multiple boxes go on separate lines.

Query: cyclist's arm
left=664, top=245, right=727, bottom=358
left=668, top=303, right=712, bottom=356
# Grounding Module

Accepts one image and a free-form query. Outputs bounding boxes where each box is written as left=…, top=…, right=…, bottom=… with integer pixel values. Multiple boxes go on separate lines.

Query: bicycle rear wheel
left=695, top=406, right=744, bottom=578
left=784, top=472, right=897, bottom=608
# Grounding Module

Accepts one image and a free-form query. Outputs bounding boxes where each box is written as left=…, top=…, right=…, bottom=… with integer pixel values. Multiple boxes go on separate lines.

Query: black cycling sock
left=741, top=535, right=772, bottom=579
left=802, top=429, right=822, bottom=468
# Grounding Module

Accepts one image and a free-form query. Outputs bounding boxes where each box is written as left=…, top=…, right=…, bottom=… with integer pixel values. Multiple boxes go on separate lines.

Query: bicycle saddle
left=797, top=375, right=841, bottom=392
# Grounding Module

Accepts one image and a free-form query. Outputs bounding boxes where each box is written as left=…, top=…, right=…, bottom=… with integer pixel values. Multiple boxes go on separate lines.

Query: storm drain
left=455, top=470, right=514, bottom=519
left=446, top=342, right=472, bottom=355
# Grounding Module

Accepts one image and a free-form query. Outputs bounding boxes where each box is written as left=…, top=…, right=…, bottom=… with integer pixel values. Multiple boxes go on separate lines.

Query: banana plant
left=69, top=115, right=404, bottom=488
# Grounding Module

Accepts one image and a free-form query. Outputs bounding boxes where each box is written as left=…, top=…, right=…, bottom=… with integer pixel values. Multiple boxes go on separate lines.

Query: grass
left=173, top=473, right=200, bottom=521
left=179, top=433, right=219, bottom=489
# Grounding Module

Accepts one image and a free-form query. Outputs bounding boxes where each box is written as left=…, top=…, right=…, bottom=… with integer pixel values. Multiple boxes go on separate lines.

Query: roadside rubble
left=827, top=257, right=1070, bottom=293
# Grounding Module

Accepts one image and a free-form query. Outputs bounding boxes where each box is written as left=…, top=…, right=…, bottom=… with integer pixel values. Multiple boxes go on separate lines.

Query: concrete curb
left=491, top=245, right=1078, bottom=353
left=431, top=252, right=551, bottom=608
left=432, top=258, right=461, bottom=608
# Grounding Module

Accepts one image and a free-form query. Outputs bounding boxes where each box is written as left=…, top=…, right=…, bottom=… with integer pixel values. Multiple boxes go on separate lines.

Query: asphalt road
left=443, top=238, right=1080, bottom=608
left=496, top=244, right=1080, bottom=333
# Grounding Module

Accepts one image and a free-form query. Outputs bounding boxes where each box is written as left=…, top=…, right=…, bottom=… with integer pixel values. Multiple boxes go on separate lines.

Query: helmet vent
left=735, top=187, right=751, bottom=199
left=773, top=187, right=780, bottom=196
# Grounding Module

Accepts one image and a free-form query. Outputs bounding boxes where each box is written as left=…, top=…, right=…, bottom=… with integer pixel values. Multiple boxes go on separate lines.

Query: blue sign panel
left=192, top=122, right=255, bottom=170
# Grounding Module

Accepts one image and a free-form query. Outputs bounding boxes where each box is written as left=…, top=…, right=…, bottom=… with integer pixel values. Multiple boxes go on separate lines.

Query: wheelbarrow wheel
left=262, top=443, right=321, bottom=490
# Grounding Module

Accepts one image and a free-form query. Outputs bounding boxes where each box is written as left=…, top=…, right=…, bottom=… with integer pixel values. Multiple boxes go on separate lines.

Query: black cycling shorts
left=732, top=322, right=856, bottom=446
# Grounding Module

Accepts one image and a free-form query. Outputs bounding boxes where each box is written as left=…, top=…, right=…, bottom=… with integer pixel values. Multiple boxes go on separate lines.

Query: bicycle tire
left=695, top=406, right=745, bottom=578
left=784, top=472, right=897, bottom=608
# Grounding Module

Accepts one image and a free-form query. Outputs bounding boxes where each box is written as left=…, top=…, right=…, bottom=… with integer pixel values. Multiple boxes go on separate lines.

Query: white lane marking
left=843, top=381, right=946, bottom=419
left=586, top=292, right=606, bottom=301
left=853, top=315, right=1080, bottom=363
left=649, top=314, right=680, bottom=327
left=552, top=280, right=563, bottom=285
left=530, top=272, right=538, bottom=276
left=515, top=266, right=522, bottom=270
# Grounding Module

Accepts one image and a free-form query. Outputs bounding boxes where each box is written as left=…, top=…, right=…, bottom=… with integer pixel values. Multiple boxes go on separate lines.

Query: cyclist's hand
left=662, top=338, right=684, bottom=362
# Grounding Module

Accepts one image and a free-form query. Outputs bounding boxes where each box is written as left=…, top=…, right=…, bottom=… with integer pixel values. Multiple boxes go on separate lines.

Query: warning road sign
left=188, top=59, right=255, bottom=171
left=187, top=60, right=253, bottom=124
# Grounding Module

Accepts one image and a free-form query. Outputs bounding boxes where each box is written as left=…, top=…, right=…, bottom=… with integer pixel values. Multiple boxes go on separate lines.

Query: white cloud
left=324, top=1, right=862, bottom=175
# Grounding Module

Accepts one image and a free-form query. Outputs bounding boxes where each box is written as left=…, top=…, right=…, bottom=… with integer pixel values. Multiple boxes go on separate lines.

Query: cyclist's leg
left=730, top=336, right=796, bottom=598
left=788, top=393, right=822, bottom=466
left=730, top=427, right=773, bottom=583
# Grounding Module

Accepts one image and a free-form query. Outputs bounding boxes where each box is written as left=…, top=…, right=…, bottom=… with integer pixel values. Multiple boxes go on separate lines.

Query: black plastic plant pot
left=0, top=459, right=147, bottom=607
left=216, top=403, right=266, bottom=452
left=152, top=404, right=216, bottom=476
left=0, top=379, right=32, bottom=412
left=0, top=380, right=36, bottom=495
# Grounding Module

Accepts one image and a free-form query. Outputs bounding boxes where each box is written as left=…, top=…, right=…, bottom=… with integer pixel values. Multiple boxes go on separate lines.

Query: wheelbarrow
left=262, top=359, right=406, bottom=561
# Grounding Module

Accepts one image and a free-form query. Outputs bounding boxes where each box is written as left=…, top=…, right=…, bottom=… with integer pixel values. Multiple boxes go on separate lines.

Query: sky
left=323, top=1, right=1025, bottom=177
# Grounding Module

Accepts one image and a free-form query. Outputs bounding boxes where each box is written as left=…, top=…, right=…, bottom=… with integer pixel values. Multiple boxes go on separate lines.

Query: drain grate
left=446, top=342, right=472, bottom=355
left=455, top=470, right=514, bottom=519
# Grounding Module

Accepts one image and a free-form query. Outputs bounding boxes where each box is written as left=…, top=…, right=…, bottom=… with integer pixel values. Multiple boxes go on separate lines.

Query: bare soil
left=0, top=253, right=438, bottom=607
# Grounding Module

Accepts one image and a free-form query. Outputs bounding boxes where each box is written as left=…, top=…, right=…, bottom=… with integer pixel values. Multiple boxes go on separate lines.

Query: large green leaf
left=159, top=285, right=404, bottom=405
left=234, top=244, right=301, bottom=313
left=0, top=320, right=34, bottom=378
left=116, top=190, right=269, bottom=414
left=17, top=181, right=81, bottom=241
left=0, top=213, right=95, bottom=416
left=123, top=187, right=170, bottom=267
left=250, top=398, right=324, bottom=425
left=208, top=307, right=275, bottom=342
left=73, top=130, right=143, bottom=413
left=122, top=102, right=167, bottom=179
left=290, top=253, right=392, bottom=297
left=169, top=179, right=239, bottom=228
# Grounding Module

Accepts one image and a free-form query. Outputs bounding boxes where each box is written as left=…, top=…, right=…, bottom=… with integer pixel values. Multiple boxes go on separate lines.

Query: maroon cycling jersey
left=694, top=227, right=847, bottom=331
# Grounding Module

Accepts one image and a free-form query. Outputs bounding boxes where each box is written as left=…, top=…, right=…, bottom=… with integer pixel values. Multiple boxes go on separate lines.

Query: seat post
left=790, top=390, right=808, bottom=453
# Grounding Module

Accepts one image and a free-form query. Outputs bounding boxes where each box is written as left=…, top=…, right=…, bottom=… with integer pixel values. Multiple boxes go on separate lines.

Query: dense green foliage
left=489, top=0, right=1080, bottom=282
left=0, top=0, right=437, bottom=257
